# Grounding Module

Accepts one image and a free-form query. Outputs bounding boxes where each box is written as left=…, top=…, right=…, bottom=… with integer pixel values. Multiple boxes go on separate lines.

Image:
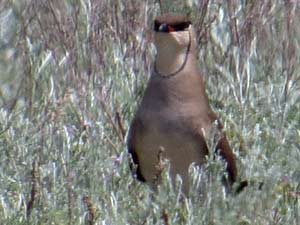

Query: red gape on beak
left=167, top=25, right=175, bottom=32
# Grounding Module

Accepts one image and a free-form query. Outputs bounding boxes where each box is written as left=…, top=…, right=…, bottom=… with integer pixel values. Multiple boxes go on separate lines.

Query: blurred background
left=0, top=0, right=299, bottom=224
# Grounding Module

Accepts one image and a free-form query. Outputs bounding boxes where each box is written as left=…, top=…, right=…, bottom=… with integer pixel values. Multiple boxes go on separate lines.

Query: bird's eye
left=175, top=22, right=191, bottom=31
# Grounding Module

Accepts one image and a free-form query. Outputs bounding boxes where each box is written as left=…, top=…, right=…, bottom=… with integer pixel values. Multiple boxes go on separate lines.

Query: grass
left=0, top=0, right=299, bottom=224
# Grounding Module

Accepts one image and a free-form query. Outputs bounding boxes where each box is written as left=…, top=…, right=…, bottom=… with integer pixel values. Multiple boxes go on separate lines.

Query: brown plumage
left=127, top=13, right=237, bottom=195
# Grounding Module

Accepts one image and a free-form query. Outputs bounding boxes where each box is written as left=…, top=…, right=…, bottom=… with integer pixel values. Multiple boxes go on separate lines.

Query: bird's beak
left=158, top=23, right=168, bottom=32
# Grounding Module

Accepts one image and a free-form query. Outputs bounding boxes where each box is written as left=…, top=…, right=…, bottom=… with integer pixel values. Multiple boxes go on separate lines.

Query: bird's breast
left=134, top=110, right=208, bottom=192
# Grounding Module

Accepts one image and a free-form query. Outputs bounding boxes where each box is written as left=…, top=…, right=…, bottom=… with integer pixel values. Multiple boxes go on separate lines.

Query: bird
left=127, top=13, right=238, bottom=195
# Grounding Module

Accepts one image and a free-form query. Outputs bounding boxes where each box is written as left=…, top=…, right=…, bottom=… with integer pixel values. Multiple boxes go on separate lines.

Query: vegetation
left=0, top=0, right=299, bottom=224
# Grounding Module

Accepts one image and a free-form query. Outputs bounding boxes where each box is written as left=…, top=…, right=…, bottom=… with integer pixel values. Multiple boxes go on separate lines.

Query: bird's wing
left=127, top=118, right=146, bottom=182
left=199, top=111, right=237, bottom=185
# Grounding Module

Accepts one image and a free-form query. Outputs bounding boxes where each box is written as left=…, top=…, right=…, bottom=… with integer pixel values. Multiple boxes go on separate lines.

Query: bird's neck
left=155, top=48, right=194, bottom=76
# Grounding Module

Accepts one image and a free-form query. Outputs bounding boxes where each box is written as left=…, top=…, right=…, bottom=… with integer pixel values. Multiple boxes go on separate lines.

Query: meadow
left=0, top=0, right=299, bottom=224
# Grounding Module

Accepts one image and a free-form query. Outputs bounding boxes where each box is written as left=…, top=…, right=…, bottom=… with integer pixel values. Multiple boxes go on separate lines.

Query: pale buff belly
left=135, top=126, right=207, bottom=194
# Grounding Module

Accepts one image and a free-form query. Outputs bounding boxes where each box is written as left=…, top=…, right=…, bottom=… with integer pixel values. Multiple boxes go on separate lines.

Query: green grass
left=0, top=0, right=299, bottom=224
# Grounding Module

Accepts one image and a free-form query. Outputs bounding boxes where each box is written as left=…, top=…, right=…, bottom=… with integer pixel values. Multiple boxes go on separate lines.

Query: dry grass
left=0, top=0, right=299, bottom=224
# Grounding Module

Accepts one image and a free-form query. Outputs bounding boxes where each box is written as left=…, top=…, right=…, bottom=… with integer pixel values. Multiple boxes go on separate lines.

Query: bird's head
left=154, top=13, right=196, bottom=55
